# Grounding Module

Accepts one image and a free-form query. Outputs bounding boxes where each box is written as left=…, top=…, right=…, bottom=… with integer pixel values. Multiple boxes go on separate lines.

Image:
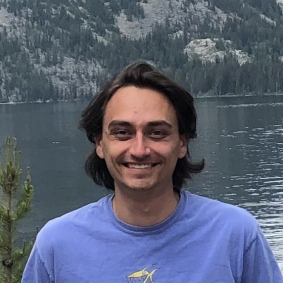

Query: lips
left=125, top=163, right=157, bottom=169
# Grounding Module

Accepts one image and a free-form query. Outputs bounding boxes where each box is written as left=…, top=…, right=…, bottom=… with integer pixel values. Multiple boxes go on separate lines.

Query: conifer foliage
left=0, top=138, right=34, bottom=283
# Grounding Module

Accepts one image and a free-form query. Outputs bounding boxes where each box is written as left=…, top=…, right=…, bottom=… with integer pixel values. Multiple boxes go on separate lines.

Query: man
left=22, top=62, right=283, bottom=282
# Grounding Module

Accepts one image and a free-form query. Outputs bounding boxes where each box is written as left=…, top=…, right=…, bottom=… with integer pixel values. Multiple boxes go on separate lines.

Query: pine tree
left=0, top=137, right=34, bottom=283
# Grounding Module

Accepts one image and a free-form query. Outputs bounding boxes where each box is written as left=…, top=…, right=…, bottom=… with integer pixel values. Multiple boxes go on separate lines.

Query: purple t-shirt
left=22, top=190, right=283, bottom=282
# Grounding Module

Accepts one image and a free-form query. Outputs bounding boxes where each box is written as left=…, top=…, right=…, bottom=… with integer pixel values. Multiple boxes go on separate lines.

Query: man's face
left=96, top=86, right=187, bottom=193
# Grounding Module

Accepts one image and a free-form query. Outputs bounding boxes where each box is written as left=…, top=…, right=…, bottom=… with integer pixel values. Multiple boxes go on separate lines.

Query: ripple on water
left=217, top=102, right=283, bottom=108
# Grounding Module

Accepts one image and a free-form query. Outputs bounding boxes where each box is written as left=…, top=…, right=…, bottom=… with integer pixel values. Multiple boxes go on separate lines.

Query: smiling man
left=96, top=86, right=188, bottom=226
left=22, top=62, right=283, bottom=283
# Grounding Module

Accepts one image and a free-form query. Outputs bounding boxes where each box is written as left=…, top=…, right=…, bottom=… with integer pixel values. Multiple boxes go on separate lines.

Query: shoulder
left=184, top=191, right=255, bottom=221
left=182, top=191, right=260, bottom=246
left=25, top=195, right=112, bottom=279
left=35, top=194, right=112, bottom=248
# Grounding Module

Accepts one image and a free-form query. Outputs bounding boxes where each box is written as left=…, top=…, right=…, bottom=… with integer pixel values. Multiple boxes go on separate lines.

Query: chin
left=124, top=181, right=155, bottom=191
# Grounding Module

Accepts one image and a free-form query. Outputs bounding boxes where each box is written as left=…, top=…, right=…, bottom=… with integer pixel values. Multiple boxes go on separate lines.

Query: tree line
left=1, top=0, right=283, bottom=102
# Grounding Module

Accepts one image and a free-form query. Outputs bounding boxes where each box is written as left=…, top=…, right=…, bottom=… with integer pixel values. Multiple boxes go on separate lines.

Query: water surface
left=0, top=95, right=282, bottom=270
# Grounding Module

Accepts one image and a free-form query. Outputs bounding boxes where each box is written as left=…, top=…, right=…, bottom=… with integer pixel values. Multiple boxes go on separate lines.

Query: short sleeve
left=241, top=225, right=283, bottom=283
left=21, top=242, right=54, bottom=283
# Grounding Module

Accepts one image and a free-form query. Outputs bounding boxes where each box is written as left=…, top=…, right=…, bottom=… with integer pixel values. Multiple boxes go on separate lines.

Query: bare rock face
left=115, top=0, right=185, bottom=39
left=115, top=0, right=230, bottom=39
left=184, top=38, right=251, bottom=65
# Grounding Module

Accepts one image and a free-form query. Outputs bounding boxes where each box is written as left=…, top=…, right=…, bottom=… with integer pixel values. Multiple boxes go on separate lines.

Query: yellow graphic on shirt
left=127, top=267, right=157, bottom=283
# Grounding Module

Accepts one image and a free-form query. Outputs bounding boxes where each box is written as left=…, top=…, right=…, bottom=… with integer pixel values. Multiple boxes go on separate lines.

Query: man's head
left=79, top=61, right=204, bottom=192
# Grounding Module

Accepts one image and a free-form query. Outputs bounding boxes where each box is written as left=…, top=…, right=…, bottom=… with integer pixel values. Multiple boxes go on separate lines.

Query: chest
left=52, top=231, right=242, bottom=283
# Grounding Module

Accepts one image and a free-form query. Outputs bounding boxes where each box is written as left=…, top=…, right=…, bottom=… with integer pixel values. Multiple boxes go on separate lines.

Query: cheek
left=97, top=142, right=125, bottom=162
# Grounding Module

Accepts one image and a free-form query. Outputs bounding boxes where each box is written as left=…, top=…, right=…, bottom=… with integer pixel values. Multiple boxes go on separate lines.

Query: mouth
left=124, top=163, right=157, bottom=169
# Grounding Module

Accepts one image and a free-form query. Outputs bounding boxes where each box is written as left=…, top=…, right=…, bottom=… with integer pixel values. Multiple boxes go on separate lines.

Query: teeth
left=128, top=164, right=152, bottom=169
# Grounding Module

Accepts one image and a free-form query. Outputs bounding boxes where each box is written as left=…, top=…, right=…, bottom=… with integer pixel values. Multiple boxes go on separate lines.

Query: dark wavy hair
left=79, top=61, right=205, bottom=192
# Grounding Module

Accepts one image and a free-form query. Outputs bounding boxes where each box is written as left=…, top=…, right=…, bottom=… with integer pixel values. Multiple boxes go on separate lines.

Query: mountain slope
left=0, top=0, right=283, bottom=102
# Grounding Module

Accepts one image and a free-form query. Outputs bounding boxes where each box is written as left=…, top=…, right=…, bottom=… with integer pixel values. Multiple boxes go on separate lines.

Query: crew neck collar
left=105, top=190, right=188, bottom=235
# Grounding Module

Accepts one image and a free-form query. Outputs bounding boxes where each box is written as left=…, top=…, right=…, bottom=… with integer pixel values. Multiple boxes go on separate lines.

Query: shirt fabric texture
left=21, top=190, right=283, bottom=283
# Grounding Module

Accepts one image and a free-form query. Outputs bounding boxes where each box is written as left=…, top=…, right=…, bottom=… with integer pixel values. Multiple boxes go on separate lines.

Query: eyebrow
left=107, top=120, right=173, bottom=129
left=147, top=121, right=173, bottom=128
left=108, top=121, right=132, bottom=129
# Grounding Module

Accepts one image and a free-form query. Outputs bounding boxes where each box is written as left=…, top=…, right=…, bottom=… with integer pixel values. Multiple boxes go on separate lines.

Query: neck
left=112, top=188, right=180, bottom=226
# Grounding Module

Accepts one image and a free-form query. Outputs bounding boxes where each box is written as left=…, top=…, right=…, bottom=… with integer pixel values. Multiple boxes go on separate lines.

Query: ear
left=95, top=136, right=104, bottom=159
left=178, top=134, right=188, bottom=159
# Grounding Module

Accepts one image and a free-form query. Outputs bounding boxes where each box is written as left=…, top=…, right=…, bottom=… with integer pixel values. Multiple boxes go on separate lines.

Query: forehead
left=103, top=86, right=178, bottom=127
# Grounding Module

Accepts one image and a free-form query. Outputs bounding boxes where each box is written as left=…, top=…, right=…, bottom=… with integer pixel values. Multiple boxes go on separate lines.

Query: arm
left=241, top=226, right=283, bottom=283
left=21, top=243, right=54, bottom=283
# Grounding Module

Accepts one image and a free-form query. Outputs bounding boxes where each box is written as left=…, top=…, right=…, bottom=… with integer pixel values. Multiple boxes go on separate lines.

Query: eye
left=113, top=129, right=132, bottom=140
left=148, top=130, right=167, bottom=139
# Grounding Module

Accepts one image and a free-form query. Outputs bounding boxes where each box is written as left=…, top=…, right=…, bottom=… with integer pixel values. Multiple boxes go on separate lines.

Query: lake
left=0, top=95, right=282, bottom=271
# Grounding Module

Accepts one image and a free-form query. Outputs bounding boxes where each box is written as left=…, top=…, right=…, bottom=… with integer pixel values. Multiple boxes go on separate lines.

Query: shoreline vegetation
left=1, top=92, right=283, bottom=105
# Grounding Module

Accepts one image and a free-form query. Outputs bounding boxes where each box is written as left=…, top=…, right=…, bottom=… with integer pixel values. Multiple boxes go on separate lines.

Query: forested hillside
left=0, top=0, right=283, bottom=102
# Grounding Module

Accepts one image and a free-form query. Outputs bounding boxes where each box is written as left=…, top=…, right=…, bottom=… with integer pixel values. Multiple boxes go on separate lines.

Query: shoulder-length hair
left=79, top=61, right=205, bottom=192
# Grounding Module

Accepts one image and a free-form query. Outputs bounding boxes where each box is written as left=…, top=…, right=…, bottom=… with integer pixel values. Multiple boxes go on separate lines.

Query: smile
left=126, top=164, right=155, bottom=169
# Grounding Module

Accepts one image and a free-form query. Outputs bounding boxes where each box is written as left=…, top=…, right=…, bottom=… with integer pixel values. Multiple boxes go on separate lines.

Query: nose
left=129, top=133, right=150, bottom=158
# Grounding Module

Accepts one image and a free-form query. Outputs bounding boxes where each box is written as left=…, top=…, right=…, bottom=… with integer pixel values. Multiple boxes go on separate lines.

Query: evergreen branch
left=0, top=204, right=6, bottom=221
left=14, top=168, right=33, bottom=221
left=12, top=240, right=35, bottom=283
left=0, top=138, right=21, bottom=196
left=0, top=137, right=34, bottom=283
